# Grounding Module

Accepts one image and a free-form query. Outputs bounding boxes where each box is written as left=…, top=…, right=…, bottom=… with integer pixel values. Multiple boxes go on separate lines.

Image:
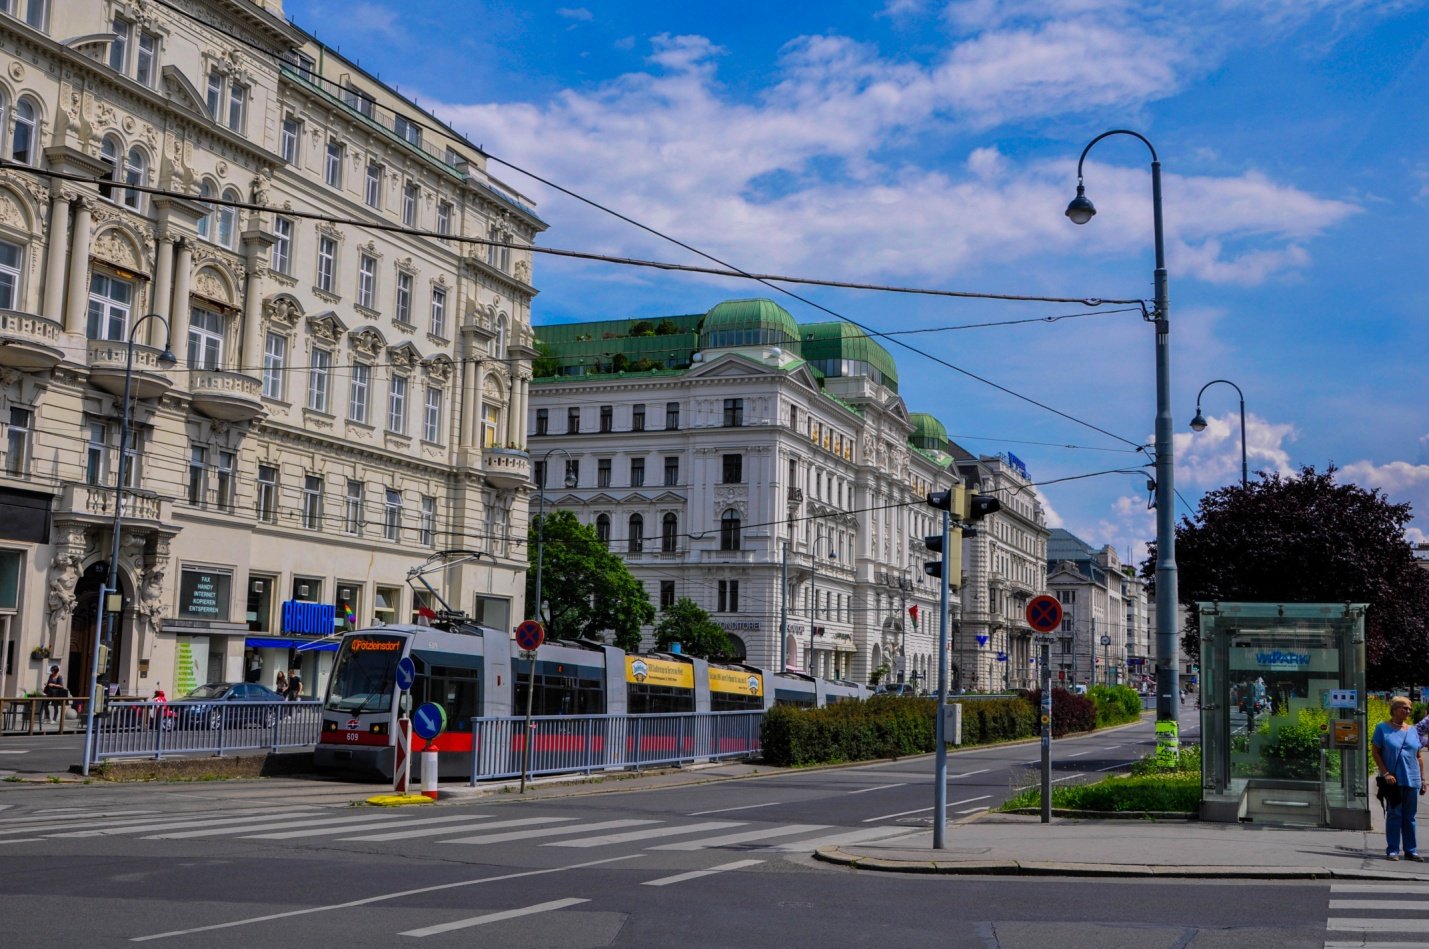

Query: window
left=718, top=580, right=739, bottom=613
left=627, top=514, right=643, bottom=554
left=486, top=223, right=510, bottom=271
left=660, top=581, right=676, bottom=610
left=86, top=272, right=132, bottom=341
left=215, top=451, right=235, bottom=511
left=9, top=98, right=34, bottom=165
left=597, top=458, right=611, bottom=488
left=226, top=82, right=247, bottom=132
left=341, top=84, right=374, bottom=118
left=280, top=116, right=301, bottom=164
left=387, top=375, right=408, bottom=433
left=395, top=271, right=412, bottom=323
left=665, top=402, right=680, bottom=430
left=0, top=239, right=20, bottom=308
left=357, top=254, right=376, bottom=309
left=423, top=386, right=442, bottom=443
left=109, top=18, right=131, bottom=71
left=216, top=186, right=239, bottom=246
left=720, top=509, right=741, bottom=551
left=429, top=287, right=447, bottom=337
left=23, top=0, right=46, bottom=29
left=599, top=405, right=612, bottom=432
left=7, top=407, right=32, bottom=474
left=723, top=398, right=744, bottom=427
left=664, top=457, right=678, bottom=486
left=394, top=114, right=422, bottom=147
left=533, top=460, right=546, bottom=488
left=85, top=421, right=106, bottom=485
left=270, top=216, right=292, bottom=274
left=301, top=475, right=322, bottom=529
left=567, top=407, right=580, bottom=434
left=662, top=513, right=678, bottom=553
left=348, top=363, right=370, bottom=423
left=364, top=162, right=383, bottom=208
left=307, top=347, right=331, bottom=412
left=256, top=464, right=278, bottom=522
left=481, top=405, right=498, bottom=448
left=316, top=236, right=336, bottom=292
left=98, top=136, right=121, bottom=201
left=195, top=180, right=214, bottom=238
left=187, top=306, right=224, bottom=370
left=790, top=404, right=799, bottom=429
left=595, top=514, right=610, bottom=546
left=437, top=200, right=452, bottom=236
left=632, top=404, right=645, bottom=431
left=324, top=140, right=343, bottom=188
left=722, top=454, right=743, bottom=484
left=535, top=409, right=548, bottom=436
left=402, top=182, right=419, bottom=227
left=261, top=333, right=286, bottom=399
left=384, top=488, right=402, bottom=541
left=122, top=147, right=146, bottom=210
left=630, top=457, right=645, bottom=487
left=205, top=69, right=222, bottom=118
left=343, top=480, right=363, bottom=535
left=418, top=496, right=435, bottom=546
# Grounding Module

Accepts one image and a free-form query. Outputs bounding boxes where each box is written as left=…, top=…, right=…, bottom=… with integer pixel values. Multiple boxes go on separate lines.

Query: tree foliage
left=653, top=597, right=733, bottom=659
left=530, top=341, right=562, bottom=379
left=1141, top=465, right=1429, bottom=686
left=526, top=509, right=654, bottom=652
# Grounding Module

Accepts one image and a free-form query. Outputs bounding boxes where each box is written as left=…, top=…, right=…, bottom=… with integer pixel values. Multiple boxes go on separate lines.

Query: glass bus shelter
left=1199, top=602, right=1369, bottom=830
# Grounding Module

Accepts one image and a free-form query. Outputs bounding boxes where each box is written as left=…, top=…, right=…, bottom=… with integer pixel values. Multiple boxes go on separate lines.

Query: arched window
left=99, top=136, right=122, bottom=201
left=217, top=187, right=240, bottom=247
left=494, top=315, right=507, bottom=357
left=627, top=514, right=643, bottom=554
left=10, top=99, right=36, bottom=166
left=661, top=513, right=678, bottom=553
left=595, top=513, right=610, bottom=547
left=719, top=508, right=741, bottom=551
left=196, top=181, right=215, bottom=239
left=122, top=147, right=146, bottom=210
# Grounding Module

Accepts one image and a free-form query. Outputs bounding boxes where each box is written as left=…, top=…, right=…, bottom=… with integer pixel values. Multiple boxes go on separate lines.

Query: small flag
left=342, top=602, right=356, bottom=625
left=908, top=604, right=919, bottom=630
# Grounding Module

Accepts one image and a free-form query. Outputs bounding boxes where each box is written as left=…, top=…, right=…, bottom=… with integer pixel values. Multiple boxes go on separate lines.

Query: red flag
left=908, top=604, right=919, bottom=629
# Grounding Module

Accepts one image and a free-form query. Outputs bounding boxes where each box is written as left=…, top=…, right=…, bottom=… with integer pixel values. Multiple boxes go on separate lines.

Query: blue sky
left=284, top=0, right=1429, bottom=560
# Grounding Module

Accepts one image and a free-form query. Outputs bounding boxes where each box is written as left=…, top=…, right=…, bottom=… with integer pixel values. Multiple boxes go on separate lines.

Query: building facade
left=528, top=300, right=959, bottom=687
left=0, top=0, right=540, bottom=701
left=1045, top=528, right=1152, bottom=689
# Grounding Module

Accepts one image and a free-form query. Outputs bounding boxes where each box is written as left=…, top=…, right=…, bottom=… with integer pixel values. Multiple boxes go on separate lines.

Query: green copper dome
left=699, top=299, right=800, bottom=350
left=800, top=321, right=899, bottom=393
left=908, top=413, right=949, bottom=452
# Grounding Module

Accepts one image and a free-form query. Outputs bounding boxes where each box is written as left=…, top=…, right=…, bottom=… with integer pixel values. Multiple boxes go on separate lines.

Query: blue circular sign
left=395, top=656, right=416, bottom=692
left=412, top=702, right=447, bottom=741
left=515, top=619, right=545, bottom=652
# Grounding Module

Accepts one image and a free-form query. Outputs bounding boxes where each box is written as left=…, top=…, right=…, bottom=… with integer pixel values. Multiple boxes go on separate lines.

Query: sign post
left=393, top=656, right=416, bottom=794
left=411, top=701, right=447, bottom=800
left=515, top=620, right=545, bottom=794
left=1026, top=594, right=1063, bottom=824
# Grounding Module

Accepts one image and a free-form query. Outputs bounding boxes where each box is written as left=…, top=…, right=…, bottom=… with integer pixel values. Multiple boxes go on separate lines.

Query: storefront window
left=335, top=583, right=362, bottom=632
left=373, top=586, right=401, bottom=626
left=246, top=575, right=275, bottom=632
left=178, top=568, right=230, bottom=621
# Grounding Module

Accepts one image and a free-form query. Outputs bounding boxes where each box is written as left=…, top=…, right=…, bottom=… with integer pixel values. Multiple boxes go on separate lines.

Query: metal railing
left=469, top=711, right=764, bottom=782
left=90, top=700, right=322, bottom=760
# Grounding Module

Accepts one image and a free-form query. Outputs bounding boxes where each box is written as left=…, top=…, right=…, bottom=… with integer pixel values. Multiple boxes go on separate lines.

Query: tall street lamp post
left=82, top=313, right=177, bottom=776
left=1189, top=379, right=1248, bottom=489
left=1066, top=129, right=1181, bottom=741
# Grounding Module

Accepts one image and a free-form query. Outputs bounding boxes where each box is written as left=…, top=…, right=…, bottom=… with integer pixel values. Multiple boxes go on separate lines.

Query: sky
left=283, top=0, right=1429, bottom=562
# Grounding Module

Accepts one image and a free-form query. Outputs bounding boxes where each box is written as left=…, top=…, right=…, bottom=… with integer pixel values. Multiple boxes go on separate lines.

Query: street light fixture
left=1189, top=379, right=1248, bottom=489
left=82, top=313, right=177, bottom=776
left=807, top=532, right=836, bottom=678
left=1066, top=129, right=1181, bottom=741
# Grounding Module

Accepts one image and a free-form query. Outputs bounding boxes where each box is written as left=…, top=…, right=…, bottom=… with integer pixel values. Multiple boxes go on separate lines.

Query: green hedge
left=1088, top=684, right=1143, bottom=727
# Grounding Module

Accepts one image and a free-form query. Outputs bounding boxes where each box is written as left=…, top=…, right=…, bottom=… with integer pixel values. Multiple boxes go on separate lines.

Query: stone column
left=151, top=234, right=175, bottom=327
left=63, top=197, right=92, bottom=335
left=241, top=241, right=264, bottom=373
left=472, top=363, right=485, bottom=449
left=458, top=353, right=476, bottom=447
left=169, top=240, right=192, bottom=358
left=513, top=373, right=528, bottom=449
left=41, top=191, right=72, bottom=323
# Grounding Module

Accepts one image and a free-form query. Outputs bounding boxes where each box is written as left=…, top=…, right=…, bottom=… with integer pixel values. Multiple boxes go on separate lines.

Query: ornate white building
left=0, top=0, right=540, bottom=700
left=1046, top=528, right=1152, bottom=689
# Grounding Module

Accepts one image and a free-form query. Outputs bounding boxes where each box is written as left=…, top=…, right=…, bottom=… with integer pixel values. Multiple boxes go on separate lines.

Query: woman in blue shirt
left=1372, top=695, right=1426, bottom=860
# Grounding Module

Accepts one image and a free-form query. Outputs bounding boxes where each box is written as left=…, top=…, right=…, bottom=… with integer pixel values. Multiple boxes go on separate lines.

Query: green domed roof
left=699, top=299, right=800, bottom=349
left=800, top=321, right=899, bottom=391
left=908, top=413, right=949, bottom=451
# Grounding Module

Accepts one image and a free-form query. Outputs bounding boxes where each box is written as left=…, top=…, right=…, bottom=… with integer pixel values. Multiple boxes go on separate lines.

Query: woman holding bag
left=1372, top=695, right=1426, bottom=861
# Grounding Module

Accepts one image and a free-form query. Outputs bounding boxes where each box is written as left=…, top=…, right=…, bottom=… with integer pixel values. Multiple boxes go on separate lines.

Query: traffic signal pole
left=932, top=509, right=951, bottom=850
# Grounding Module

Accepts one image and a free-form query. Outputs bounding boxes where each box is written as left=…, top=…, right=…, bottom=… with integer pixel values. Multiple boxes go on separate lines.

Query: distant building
left=1045, top=529, right=1151, bottom=688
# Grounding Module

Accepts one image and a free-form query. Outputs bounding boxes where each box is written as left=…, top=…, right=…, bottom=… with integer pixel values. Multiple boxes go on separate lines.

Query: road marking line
left=847, top=783, right=907, bottom=794
left=245, top=814, right=492, bottom=840
left=0, top=837, right=43, bottom=845
left=861, top=795, right=990, bottom=822
left=0, top=750, right=30, bottom=754
left=956, top=807, right=989, bottom=815
left=642, top=859, right=764, bottom=886
left=766, top=826, right=919, bottom=851
left=1329, top=899, right=1429, bottom=909
left=45, top=810, right=321, bottom=838
left=547, top=821, right=743, bottom=849
left=1065, top=752, right=1090, bottom=758
left=148, top=812, right=411, bottom=839
left=1331, top=883, right=1429, bottom=893
left=689, top=801, right=783, bottom=816
left=0, top=809, right=160, bottom=829
left=1327, top=919, right=1429, bottom=932
left=1096, top=761, right=1134, bottom=772
left=650, top=824, right=830, bottom=851
left=949, top=769, right=989, bottom=779
left=399, top=898, right=589, bottom=937
left=130, top=855, right=640, bottom=941
left=347, top=816, right=565, bottom=842
left=443, top=819, right=652, bottom=846
left=1325, top=943, right=1429, bottom=949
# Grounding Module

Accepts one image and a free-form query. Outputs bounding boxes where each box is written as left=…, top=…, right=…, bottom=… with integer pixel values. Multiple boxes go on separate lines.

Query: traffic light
left=97, top=644, right=110, bottom=674
left=923, top=487, right=965, bottom=588
left=962, top=492, right=1002, bottom=521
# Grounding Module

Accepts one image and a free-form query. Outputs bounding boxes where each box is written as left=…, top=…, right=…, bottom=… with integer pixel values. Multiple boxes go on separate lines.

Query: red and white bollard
left=420, top=749, right=439, bottom=800
left=393, top=718, right=411, bottom=794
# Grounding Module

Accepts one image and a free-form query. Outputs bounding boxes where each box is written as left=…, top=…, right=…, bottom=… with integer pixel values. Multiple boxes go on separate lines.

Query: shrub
left=1087, top=684, right=1142, bottom=726
left=1026, top=688, right=1097, bottom=737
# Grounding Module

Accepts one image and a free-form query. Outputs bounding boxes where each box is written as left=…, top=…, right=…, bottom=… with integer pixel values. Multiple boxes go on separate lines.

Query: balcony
left=86, top=341, right=175, bottom=399
left=786, top=486, right=804, bottom=504
left=482, top=447, right=531, bottom=488
left=0, top=310, right=63, bottom=370
left=189, top=369, right=266, bottom=422
left=60, top=482, right=171, bottom=525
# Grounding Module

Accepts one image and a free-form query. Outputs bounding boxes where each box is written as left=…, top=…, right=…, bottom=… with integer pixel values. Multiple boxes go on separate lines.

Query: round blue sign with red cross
left=1026, top=594, right=1063, bottom=634
left=515, top=620, right=545, bottom=652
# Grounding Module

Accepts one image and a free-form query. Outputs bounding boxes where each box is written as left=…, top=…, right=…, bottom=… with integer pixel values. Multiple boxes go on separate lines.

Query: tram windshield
left=327, top=633, right=405, bottom=714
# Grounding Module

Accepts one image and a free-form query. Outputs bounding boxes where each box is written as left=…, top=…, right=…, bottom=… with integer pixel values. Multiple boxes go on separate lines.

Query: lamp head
left=157, top=347, right=178, bottom=369
left=1189, top=410, right=1208, bottom=433
left=562, top=473, right=577, bottom=488
left=1064, top=184, right=1096, bottom=225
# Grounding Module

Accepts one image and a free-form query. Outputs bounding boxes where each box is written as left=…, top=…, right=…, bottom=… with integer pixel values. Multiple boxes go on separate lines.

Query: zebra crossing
left=0, top=803, right=919, bottom=854
left=1326, top=881, right=1429, bottom=948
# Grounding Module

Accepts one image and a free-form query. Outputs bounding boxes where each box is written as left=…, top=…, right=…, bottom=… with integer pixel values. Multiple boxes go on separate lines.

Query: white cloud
left=557, top=7, right=594, bottom=21
left=1174, top=410, right=1298, bottom=488
left=1337, top=458, right=1429, bottom=542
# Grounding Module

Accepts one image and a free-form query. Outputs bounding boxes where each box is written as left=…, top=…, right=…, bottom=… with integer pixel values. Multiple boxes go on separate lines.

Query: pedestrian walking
left=284, top=668, right=302, bottom=701
left=43, top=664, right=67, bottom=723
left=274, top=671, right=287, bottom=696
left=1373, top=695, right=1426, bottom=861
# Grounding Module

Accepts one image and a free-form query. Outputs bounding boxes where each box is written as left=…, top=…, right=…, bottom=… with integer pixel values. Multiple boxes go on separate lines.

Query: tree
left=1141, top=465, right=1429, bottom=687
left=653, top=598, right=733, bottom=659
left=654, top=319, right=680, bottom=336
left=526, top=510, right=654, bottom=652
left=530, top=341, right=562, bottom=379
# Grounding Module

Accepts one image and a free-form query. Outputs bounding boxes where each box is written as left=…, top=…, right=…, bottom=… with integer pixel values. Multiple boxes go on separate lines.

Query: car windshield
left=183, top=684, right=228, bottom=699
left=326, top=634, right=404, bottom=713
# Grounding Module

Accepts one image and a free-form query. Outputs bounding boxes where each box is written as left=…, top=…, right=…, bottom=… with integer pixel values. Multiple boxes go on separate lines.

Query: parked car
left=875, top=683, right=919, bottom=698
left=162, top=682, right=285, bottom=731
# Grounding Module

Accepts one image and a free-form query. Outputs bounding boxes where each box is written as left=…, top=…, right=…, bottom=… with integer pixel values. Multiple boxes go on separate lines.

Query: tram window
left=710, top=691, right=762, bottom=712
left=627, top=683, right=695, bottom=714
left=412, top=661, right=481, bottom=732
left=773, top=689, right=816, bottom=708
left=511, top=660, right=605, bottom=716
